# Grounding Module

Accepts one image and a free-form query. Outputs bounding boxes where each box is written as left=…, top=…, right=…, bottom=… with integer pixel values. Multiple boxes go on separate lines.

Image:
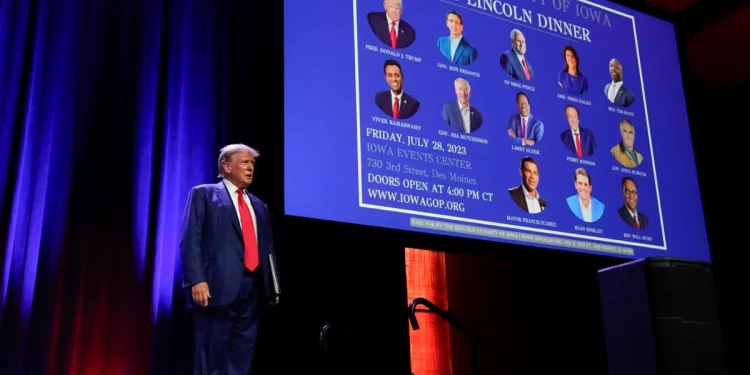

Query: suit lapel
left=451, top=101, right=462, bottom=131
left=517, top=186, right=528, bottom=211
left=397, top=22, right=408, bottom=47
left=402, top=94, right=412, bottom=115
left=451, top=101, right=459, bottom=123
left=378, top=93, right=391, bottom=115
left=566, top=131, right=576, bottom=151
left=513, top=51, right=524, bottom=76
left=440, top=38, right=449, bottom=58
left=579, top=129, right=586, bottom=149
left=470, top=108, right=480, bottom=131
left=248, top=196, right=265, bottom=232
left=216, top=182, right=242, bottom=238
left=581, top=129, right=589, bottom=151
left=615, top=87, right=625, bottom=105
left=572, top=198, right=582, bottom=218
left=453, top=41, right=466, bottom=63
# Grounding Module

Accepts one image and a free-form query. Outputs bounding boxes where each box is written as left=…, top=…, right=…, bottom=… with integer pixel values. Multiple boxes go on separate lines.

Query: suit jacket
left=604, top=82, right=635, bottom=107
left=618, top=205, right=649, bottom=230
left=367, top=12, right=416, bottom=49
left=610, top=142, right=643, bottom=168
left=508, top=185, right=547, bottom=213
left=500, top=50, right=534, bottom=81
left=376, top=90, right=420, bottom=119
left=180, top=181, right=280, bottom=308
left=508, top=114, right=544, bottom=145
left=437, top=36, right=478, bottom=65
left=442, top=101, right=482, bottom=133
left=560, top=127, right=596, bottom=157
left=566, top=195, right=605, bottom=223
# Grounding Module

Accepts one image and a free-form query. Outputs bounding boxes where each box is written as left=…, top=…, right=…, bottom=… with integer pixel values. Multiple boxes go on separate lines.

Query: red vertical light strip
left=405, top=248, right=452, bottom=375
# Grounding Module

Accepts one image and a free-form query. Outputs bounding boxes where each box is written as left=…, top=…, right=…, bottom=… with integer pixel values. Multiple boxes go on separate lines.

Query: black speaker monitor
left=598, top=257, right=726, bottom=375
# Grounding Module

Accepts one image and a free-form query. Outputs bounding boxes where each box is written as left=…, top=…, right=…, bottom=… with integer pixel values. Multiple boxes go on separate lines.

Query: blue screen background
left=284, top=0, right=711, bottom=262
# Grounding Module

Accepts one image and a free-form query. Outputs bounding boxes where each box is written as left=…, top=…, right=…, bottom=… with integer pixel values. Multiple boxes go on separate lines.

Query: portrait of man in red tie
left=499, top=29, right=534, bottom=81
left=559, top=104, right=596, bottom=158
left=507, top=91, right=544, bottom=146
left=367, top=0, right=416, bottom=49
left=180, top=144, right=281, bottom=375
left=618, top=176, right=649, bottom=230
left=375, top=59, right=421, bottom=119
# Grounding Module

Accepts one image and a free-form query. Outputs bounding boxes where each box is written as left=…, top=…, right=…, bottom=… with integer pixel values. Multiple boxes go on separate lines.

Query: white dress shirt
left=458, top=101, right=471, bottom=133
left=516, top=52, right=526, bottom=65
left=522, top=184, right=542, bottom=214
left=450, top=35, right=463, bottom=60
left=607, top=81, right=623, bottom=103
left=579, top=197, right=593, bottom=223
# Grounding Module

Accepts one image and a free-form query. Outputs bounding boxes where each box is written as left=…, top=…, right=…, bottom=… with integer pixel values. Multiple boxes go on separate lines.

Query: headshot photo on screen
left=499, top=29, right=533, bottom=81
left=437, top=10, right=478, bottom=65
left=558, top=45, right=589, bottom=95
left=604, top=58, right=635, bottom=107
left=566, top=168, right=605, bottom=223
left=375, top=59, right=420, bottom=119
left=618, top=177, right=649, bottom=230
left=367, top=0, right=416, bottom=49
left=442, top=78, right=483, bottom=133
left=560, top=104, right=596, bottom=158
left=508, top=157, right=547, bottom=214
left=610, top=119, right=643, bottom=168
left=507, top=91, right=544, bottom=146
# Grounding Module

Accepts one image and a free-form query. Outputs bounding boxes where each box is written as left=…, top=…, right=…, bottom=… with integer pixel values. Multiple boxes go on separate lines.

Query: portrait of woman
left=557, top=45, right=589, bottom=95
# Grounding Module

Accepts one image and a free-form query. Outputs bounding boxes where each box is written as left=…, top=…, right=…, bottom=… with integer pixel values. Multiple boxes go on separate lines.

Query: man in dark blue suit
left=507, top=92, right=544, bottom=146
left=180, top=144, right=280, bottom=375
left=559, top=105, right=596, bottom=158
left=367, top=0, right=416, bottom=49
left=436, top=10, right=478, bottom=65
left=618, top=177, right=649, bottom=230
left=499, top=29, right=534, bottom=81
left=442, top=78, right=483, bottom=133
left=375, top=60, right=420, bottom=119
left=604, top=58, right=635, bottom=107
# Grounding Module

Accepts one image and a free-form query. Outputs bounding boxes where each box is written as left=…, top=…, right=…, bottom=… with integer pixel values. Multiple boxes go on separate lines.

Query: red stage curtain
left=405, top=248, right=452, bottom=375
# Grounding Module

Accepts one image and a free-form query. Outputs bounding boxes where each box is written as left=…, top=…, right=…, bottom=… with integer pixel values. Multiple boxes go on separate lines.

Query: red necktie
left=236, top=188, right=259, bottom=271
left=390, top=22, right=397, bottom=48
left=574, top=132, right=583, bottom=157
left=633, top=215, right=640, bottom=229
left=521, top=118, right=526, bottom=139
left=393, top=97, right=399, bottom=119
left=522, top=60, right=531, bottom=80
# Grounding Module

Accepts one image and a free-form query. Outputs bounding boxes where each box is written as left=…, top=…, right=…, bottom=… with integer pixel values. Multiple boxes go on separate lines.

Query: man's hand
left=508, top=129, right=516, bottom=138
left=271, top=295, right=280, bottom=307
left=191, top=282, right=211, bottom=307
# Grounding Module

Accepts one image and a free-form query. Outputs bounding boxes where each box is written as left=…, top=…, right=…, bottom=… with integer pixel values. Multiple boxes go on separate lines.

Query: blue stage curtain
left=0, top=0, right=228, bottom=373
